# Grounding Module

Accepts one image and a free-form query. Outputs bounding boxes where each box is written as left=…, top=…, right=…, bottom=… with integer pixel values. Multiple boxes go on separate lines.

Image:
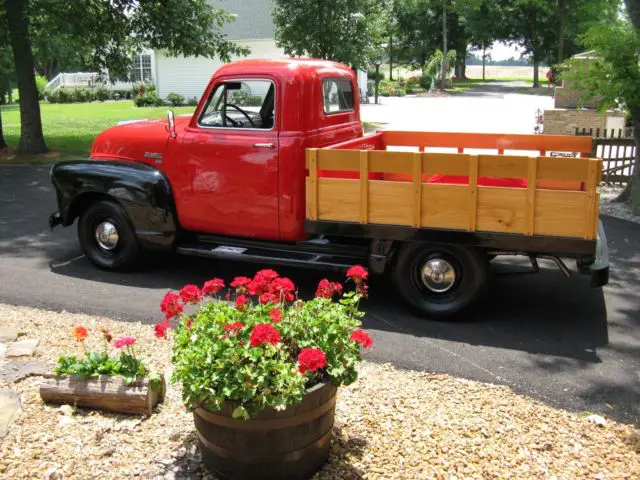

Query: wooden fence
left=575, top=127, right=637, bottom=186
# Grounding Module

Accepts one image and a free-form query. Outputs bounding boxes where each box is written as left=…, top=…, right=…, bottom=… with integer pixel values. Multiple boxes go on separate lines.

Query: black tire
left=78, top=200, right=140, bottom=270
left=392, top=242, right=488, bottom=319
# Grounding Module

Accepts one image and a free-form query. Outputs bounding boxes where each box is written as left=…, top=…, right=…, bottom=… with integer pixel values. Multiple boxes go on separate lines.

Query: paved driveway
left=0, top=165, right=638, bottom=425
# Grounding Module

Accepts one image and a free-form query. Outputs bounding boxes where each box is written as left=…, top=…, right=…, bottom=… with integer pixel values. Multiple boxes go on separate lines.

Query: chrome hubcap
left=95, top=221, right=119, bottom=250
left=420, top=258, right=456, bottom=293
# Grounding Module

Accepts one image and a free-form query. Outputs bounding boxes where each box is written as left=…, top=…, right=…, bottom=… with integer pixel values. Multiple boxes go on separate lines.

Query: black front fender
left=50, top=160, right=178, bottom=251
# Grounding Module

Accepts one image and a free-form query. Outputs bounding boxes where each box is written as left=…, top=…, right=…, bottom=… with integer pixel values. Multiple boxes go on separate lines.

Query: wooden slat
left=368, top=181, right=413, bottom=226
left=469, top=155, right=478, bottom=231
left=422, top=153, right=470, bottom=176
left=307, top=149, right=318, bottom=220
left=585, top=159, right=599, bottom=239
left=421, top=184, right=470, bottom=230
left=537, top=156, right=590, bottom=182
left=476, top=187, right=527, bottom=234
left=478, top=155, right=528, bottom=179
left=368, top=150, right=413, bottom=173
left=316, top=178, right=359, bottom=222
left=526, top=157, right=537, bottom=236
left=360, top=151, right=369, bottom=224
left=413, top=153, right=422, bottom=227
left=534, top=190, right=588, bottom=238
left=316, top=149, right=360, bottom=171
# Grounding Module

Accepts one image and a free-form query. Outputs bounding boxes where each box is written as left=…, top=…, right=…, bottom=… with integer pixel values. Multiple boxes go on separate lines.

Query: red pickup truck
left=50, top=58, right=609, bottom=319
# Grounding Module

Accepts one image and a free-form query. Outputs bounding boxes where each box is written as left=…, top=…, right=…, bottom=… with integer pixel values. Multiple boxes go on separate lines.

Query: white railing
left=46, top=72, right=101, bottom=91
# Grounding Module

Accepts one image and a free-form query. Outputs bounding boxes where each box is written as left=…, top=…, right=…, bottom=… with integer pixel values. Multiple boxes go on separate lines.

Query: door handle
left=254, top=143, right=275, bottom=149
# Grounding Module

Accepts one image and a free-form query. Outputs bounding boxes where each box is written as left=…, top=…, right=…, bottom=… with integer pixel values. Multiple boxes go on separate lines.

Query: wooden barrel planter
left=40, top=375, right=166, bottom=415
left=194, top=382, right=337, bottom=480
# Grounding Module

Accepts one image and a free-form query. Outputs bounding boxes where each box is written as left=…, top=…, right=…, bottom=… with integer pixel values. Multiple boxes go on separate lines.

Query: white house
left=136, top=0, right=286, bottom=101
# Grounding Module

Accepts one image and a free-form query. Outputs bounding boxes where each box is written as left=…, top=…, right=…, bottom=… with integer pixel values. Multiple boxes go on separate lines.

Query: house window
left=322, top=78, right=354, bottom=114
left=132, top=54, right=152, bottom=82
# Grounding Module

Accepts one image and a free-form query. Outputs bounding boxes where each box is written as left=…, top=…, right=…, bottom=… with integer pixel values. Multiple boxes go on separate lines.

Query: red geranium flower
left=161, top=292, right=184, bottom=320
left=297, top=348, right=327, bottom=374
left=100, top=327, right=112, bottom=343
left=259, top=292, right=279, bottom=305
left=114, top=336, right=136, bottom=349
left=269, top=277, right=296, bottom=302
left=154, top=321, right=169, bottom=338
left=185, top=319, right=193, bottom=330
left=248, top=269, right=280, bottom=295
left=315, top=279, right=343, bottom=299
left=223, top=321, right=244, bottom=334
left=350, top=329, right=373, bottom=348
left=179, top=284, right=202, bottom=305
left=235, top=294, right=249, bottom=310
left=202, top=278, right=225, bottom=296
left=71, top=326, right=88, bottom=342
left=249, top=323, right=281, bottom=347
left=269, top=309, right=282, bottom=323
left=346, top=265, right=368, bottom=281
left=230, top=276, right=252, bottom=291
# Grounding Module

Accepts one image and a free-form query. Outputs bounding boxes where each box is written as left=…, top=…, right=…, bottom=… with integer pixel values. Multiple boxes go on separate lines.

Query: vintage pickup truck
left=49, top=58, right=609, bottom=318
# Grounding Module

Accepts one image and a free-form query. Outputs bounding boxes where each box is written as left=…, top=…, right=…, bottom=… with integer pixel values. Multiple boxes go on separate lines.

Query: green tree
left=561, top=9, right=640, bottom=211
left=462, top=0, right=501, bottom=80
left=272, top=0, right=383, bottom=68
left=1, top=0, right=248, bottom=155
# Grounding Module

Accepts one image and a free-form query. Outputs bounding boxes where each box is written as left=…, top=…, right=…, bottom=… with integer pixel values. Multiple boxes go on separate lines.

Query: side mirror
left=167, top=110, right=177, bottom=138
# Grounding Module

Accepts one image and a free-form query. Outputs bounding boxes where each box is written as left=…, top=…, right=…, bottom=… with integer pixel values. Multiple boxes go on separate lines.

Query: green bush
left=167, top=92, right=185, bottom=106
left=419, top=72, right=433, bottom=90
left=134, top=91, right=164, bottom=107
left=186, top=96, right=199, bottom=106
left=110, top=89, right=131, bottom=100
left=94, top=85, right=110, bottom=102
left=367, top=69, right=385, bottom=82
left=35, top=74, right=48, bottom=100
left=396, top=88, right=407, bottom=97
left=71, top=88, right=92, bottom=103
left=132, top=81, right=156, bottom=98
left=46, top=87, right=73, bottom=104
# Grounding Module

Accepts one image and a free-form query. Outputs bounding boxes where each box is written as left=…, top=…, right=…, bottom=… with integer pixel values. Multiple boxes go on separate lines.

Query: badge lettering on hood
left=144, top=152, right=164, bottom=164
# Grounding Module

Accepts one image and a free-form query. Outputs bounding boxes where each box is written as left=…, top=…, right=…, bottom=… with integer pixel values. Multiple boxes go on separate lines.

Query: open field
left=0, top=102, right=195, bottom=164
left=465, top=65, right=549, bottom=80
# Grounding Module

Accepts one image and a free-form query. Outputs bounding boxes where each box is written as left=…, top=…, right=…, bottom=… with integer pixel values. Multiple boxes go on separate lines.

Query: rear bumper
left=588, top=219, right=609, bottom=287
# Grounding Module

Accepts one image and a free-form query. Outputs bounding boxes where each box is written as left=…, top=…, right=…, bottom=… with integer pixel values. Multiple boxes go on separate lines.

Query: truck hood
left=90, top=115, right=192, bottom=162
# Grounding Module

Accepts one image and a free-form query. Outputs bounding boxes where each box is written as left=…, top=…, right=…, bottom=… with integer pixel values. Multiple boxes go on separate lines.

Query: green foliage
left=167, top=92, right=185, bottom=107
left=93, top=85, right=109, bottom=102
left=55, top=350, right=147, bottom=385
left=132, top=82, right=156, bottom=98
left=110, top=89, right=132, bottom=101
left=71, top=87, right=91, bottom=103
left=367, top=69, right=385, bottom=82
left=169, top=271, right=371, bottom=418
left=419, top=71, right=433, bottom=90
left=272, top=0, right=385, bottom=68
left=134, top=91, right=163, bottom=107
left=35, top=74, right=48, bottom=100
left=186, top=97, right=199, bottom=106
left=424, top=49, right=456, bottom=90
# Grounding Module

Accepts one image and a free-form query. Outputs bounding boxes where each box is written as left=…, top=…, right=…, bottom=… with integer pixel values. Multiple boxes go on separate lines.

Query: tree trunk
left=389, top=34, right=393, bottom=81
left=0, top=109, right=7, bottom=149
left=532, top=59, right=540, bottom=87
left=440, top=0, right=447, bottom=90
left=557, top=0, right=568, bottom=64
left=5, top=0, right=48, bottom=154
left=482, top=43, right=486, bottom=81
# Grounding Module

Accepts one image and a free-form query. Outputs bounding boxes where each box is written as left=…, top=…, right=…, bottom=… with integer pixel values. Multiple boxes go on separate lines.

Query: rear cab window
left=322, top=78, right=355, bottom=114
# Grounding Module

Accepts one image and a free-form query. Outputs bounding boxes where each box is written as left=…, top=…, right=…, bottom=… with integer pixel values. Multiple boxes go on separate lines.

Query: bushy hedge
left=377, top=80, right=407, bottom=97
left=46, top=86, right=133, bottom=103
left=167, top=92, right=185, bottom=106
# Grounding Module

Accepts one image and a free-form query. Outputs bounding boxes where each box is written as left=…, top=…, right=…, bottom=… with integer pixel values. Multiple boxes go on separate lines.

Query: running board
left=176, top=240, right=366, bottom=271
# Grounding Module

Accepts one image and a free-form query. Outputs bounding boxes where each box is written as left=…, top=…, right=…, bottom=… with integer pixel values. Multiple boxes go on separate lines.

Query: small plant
left=132, top=81, right=156, bottom=99
left=155, top=267, right=373, bottom=419
left=55, top=326, right=157, bottom=387
left=71, top=88, right=92, bottom=103
left=35, top=74, right=48, bottom=100
left=167, top=92, right=185, bottom=107
left=93, top=85, right=110, bottom=102
left=134, top=91, right=161, bottom=107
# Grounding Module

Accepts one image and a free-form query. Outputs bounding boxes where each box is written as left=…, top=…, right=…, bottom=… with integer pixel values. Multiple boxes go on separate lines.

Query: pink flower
left=202, top=278, right=225, bottom=296
left=154, top=321, right=169, bottom=339
left=114, top=336, right=136, bottom=349
left=179, top=284, right=202, bottom=304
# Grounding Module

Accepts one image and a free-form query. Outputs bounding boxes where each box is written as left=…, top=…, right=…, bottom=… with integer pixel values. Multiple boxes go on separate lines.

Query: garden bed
left=0, top=303, right=638, bottom=479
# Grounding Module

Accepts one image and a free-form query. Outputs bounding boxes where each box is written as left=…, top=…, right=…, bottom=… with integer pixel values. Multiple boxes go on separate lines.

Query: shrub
left=46, top=87, right=73, bottom=104
left=110, top=89, right=132, bottom=100
left=35, top=74, right=48, bottom=100
left=94, top=85, right=110, bottom=102
left=155, top=267, right=373, bottom=419
left=186, top=96, right=199, bottom=106
left=419, top=72, right=433, bottom=90
left=132, top=81, right=156, bottom=98
left=396, top=88, right=407, bottom=97
left=167, top=92, right=185, bottom=106
left=367, top=69, right=385, bottom=82
left=72, top=87, right=92, bottom=103
left=134, top=91, right=163, bottom=107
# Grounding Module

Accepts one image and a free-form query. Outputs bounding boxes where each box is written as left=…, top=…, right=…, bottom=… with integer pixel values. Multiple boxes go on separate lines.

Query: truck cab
left=49, top=58, right=609, bottom=320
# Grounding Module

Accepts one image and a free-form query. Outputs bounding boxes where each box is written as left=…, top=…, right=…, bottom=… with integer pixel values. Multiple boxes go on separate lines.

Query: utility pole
left=440, top=0, right=447, bottom=90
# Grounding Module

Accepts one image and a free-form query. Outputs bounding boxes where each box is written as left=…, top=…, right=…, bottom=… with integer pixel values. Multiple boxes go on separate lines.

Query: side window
left=322, top=78, right=355, bottom=114
left=199, top=80, right=275, bottom=129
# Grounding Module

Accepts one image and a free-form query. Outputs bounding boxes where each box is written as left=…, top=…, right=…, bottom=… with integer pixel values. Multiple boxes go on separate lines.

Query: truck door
left=171, top=78, right=279, bottom=239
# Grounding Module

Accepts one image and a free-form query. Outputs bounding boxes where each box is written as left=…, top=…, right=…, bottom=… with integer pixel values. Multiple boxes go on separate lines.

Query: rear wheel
left=78, top=200, right=140, bottom=270
left=393, top=243, right=488, bottom=319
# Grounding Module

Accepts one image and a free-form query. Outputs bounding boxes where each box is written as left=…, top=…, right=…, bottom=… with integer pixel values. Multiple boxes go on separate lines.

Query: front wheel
left=392, top=243, right=488, bottom=319
left=78, top=200, right=140, bottom=270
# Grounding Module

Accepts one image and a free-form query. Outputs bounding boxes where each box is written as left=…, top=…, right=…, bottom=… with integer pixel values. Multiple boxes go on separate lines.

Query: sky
left=469, top=41, right=525, bottom=61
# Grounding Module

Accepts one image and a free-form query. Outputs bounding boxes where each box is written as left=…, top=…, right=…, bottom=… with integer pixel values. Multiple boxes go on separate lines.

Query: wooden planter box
left=40, top=374, right=166, bottom=415
left=194, top=382, right=337, bottom=480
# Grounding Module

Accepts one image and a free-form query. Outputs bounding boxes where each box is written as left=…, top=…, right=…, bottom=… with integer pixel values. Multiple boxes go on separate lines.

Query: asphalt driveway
left=0, top=165, right=638, bottom=425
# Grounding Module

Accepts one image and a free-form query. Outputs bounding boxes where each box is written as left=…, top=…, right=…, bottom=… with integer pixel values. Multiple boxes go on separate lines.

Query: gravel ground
left=0, top=304, right=638, bottom=480
left=600, top=185, right=640, bottom=224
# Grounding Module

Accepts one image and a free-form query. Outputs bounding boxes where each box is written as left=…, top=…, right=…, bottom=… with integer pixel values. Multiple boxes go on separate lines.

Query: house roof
left=212, top=0, right=275, bottom=41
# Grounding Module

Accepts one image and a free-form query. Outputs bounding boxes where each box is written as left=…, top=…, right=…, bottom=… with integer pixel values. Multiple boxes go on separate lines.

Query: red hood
left=90, top=115, right=192, bottom=163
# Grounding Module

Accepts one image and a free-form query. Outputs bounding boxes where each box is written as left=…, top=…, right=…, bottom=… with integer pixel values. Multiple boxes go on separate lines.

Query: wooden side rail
left=305, top=148, right=602, bottom=240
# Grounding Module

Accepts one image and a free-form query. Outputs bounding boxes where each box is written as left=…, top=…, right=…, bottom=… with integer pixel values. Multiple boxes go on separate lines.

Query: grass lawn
left=1, top=101, right=195, bottom=164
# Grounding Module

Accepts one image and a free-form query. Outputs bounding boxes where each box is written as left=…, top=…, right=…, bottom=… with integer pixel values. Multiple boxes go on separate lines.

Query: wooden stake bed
left=305, top=131, right=602, bottom=242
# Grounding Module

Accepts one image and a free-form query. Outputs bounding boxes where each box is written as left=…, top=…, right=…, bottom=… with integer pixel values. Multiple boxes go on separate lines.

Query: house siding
left=155, top=39, right=286, bottom=100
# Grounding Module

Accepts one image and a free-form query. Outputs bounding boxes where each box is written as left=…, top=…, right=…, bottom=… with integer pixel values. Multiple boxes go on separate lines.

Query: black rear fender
left=50, top=160, right=177, bottom=251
